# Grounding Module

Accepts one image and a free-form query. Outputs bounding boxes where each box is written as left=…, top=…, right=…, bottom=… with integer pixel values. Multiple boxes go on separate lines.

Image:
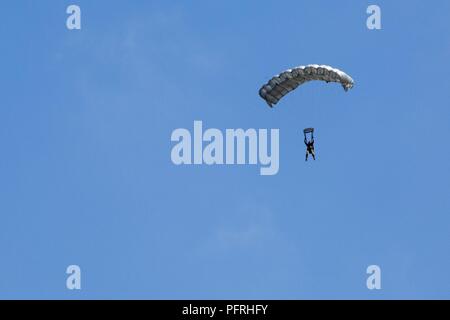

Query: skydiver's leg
left=305, top=152, right=308, bottom=161
left=311, top=149, right=316, bottom=160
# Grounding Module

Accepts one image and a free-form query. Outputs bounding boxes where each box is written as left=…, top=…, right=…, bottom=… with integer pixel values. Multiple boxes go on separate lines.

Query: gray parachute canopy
left=259, top=64, right=354, bottom=107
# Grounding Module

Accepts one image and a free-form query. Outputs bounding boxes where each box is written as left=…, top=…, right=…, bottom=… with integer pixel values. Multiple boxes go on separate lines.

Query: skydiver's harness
left=305, top=140, right=315, bottom=153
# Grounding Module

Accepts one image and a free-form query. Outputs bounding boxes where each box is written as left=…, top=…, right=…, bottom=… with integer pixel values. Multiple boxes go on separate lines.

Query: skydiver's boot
left=305, top=153, right=308, bottom=161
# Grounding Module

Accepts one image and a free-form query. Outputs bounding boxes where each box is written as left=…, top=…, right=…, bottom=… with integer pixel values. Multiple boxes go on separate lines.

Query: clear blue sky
left=1, top=0, right=449, bottom=299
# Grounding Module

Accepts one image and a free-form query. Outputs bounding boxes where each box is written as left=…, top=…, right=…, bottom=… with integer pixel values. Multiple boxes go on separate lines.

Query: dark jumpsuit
left=305, top=139, right=315, bottom=161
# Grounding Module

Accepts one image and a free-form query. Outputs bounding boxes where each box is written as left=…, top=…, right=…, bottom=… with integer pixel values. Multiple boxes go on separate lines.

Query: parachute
left=259, top=64, right=354, bottom=107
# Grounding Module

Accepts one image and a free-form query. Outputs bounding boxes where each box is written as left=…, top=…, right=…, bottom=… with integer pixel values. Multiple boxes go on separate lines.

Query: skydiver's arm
left=304, top=138, right=308, bottom=145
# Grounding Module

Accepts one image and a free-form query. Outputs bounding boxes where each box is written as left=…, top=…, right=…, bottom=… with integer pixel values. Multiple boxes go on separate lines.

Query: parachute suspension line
left=311, top=80, right=317, bottom=115
left=308, top=80, right=318, bottom=130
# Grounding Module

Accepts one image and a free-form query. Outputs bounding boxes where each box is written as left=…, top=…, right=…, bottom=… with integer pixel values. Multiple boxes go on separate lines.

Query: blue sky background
left=0, top=0, right=449, bottom=299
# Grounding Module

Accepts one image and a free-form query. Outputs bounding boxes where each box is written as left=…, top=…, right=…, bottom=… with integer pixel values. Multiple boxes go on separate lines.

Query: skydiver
left=304, top=134, right=315, bottom=161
